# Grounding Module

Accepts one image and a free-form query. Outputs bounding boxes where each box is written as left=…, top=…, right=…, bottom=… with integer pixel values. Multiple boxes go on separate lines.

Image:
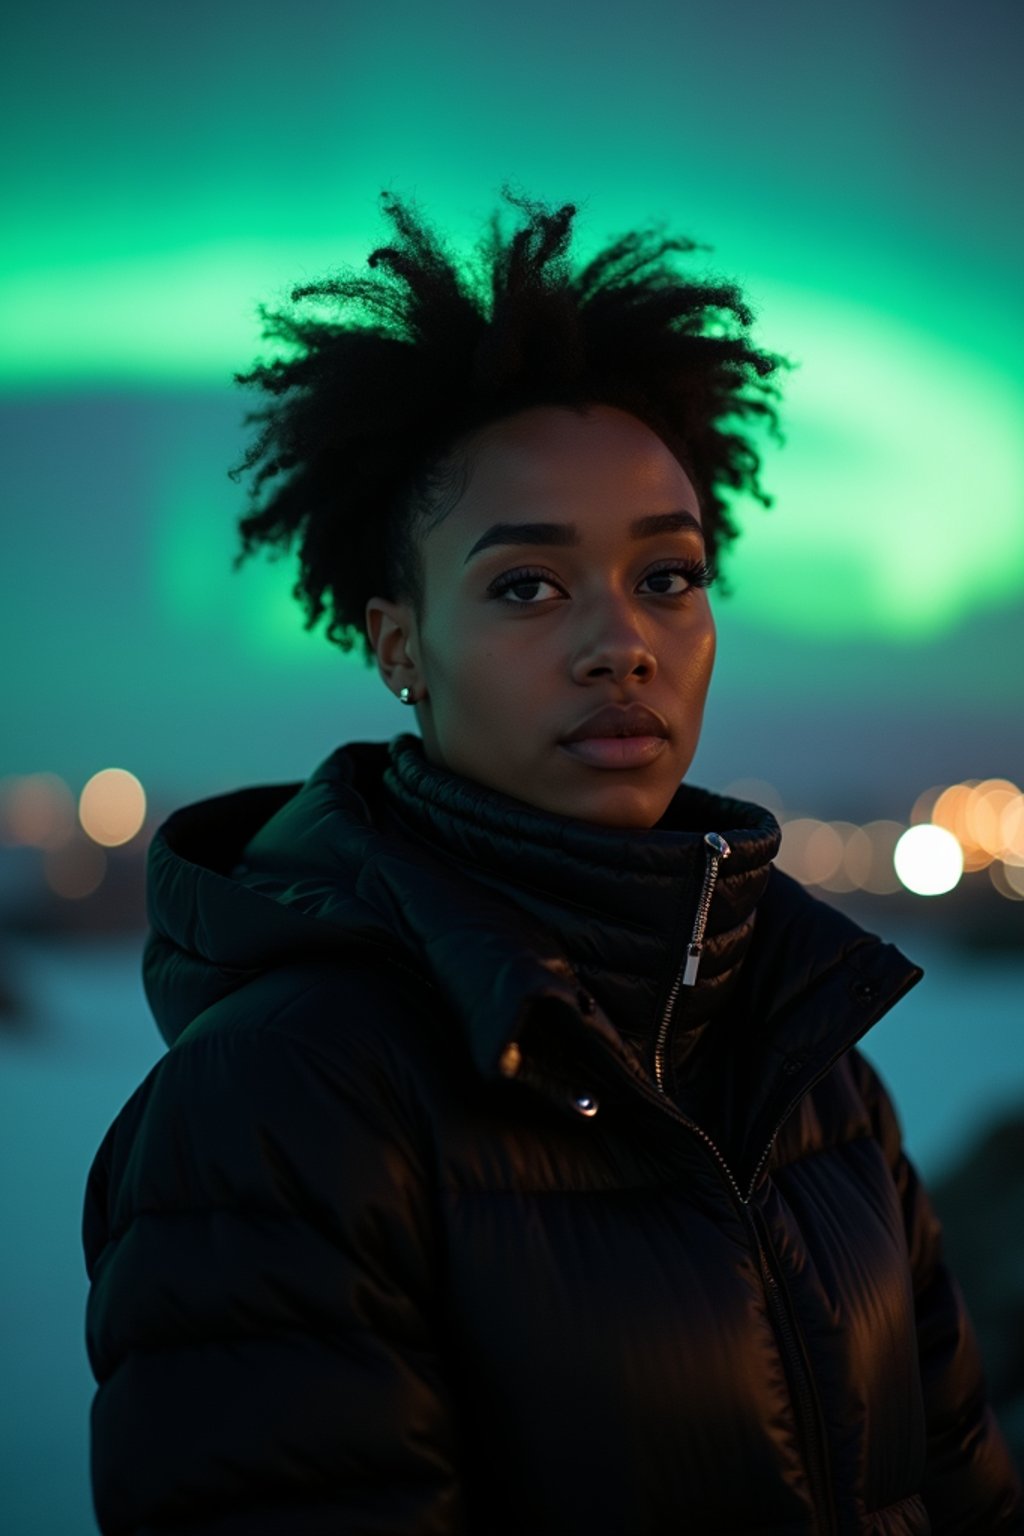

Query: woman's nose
left=570, top=605, right=657, bottom=684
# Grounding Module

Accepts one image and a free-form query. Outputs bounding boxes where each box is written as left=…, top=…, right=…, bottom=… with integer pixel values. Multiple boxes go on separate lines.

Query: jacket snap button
left=577, top=989, right=595, bottom=1015
left=852, top=981, right=877, bottom=1002
left=498, top=1041, right=522, bottom=1078
left=572, top=1092, right=599, bottom=1117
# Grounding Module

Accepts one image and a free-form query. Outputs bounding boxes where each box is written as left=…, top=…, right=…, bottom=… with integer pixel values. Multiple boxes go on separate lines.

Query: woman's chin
left=540, top=774, right=678, bottom=829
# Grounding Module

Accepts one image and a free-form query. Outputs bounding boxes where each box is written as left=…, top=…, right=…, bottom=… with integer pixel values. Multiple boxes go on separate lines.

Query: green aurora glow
left=3, top=0, right=1022, bottom=773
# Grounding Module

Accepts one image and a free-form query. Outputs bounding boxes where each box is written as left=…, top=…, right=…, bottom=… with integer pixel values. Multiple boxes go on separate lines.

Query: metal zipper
left=642, top=830, right=847, bottom=1536
left=653, top=831, right=731, bottom=1094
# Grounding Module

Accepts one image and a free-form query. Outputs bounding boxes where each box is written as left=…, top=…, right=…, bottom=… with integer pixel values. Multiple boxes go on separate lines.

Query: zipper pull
left=681, top=831, right=731, bottom=987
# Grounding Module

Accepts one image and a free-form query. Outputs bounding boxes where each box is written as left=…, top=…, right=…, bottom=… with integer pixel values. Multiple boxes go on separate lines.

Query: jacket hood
left=144, top=736, right=923, bottom=1152
left=142, top=744, right=420, bottom=1047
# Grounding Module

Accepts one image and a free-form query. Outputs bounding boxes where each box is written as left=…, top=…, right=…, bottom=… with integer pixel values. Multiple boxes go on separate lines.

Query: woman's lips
left=558, top=735, right=668, bottom=768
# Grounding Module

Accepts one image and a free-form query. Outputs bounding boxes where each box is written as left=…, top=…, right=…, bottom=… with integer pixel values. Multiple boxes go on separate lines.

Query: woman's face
left=366, top=403, right=716, bottom=829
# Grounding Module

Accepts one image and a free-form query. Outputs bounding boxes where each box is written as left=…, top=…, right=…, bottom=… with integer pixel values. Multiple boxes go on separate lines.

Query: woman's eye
left=490, top=571, right=563, bottom=604
left=641, top=559, right=712, bottom=592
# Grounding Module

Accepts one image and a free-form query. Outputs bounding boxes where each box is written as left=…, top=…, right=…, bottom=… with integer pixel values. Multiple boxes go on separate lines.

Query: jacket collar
left=380, top=733, right=782, bottom=1095
left=143, top=737, right=922, bottom=1175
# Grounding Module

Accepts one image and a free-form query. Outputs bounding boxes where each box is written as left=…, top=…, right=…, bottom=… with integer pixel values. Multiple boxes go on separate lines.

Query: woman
left=83, top=187, right=1023, bottom=1535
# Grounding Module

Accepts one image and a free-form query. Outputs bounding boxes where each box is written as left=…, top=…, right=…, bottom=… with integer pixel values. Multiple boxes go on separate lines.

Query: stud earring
left=399, top=686, right=415, bottom=705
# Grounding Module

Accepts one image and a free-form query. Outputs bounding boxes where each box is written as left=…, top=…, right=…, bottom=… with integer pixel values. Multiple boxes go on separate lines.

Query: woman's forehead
left=429, top=405, right=702, bottom=554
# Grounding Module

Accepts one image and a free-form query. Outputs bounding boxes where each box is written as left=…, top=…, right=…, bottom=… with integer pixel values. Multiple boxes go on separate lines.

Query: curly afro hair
left=229, top=184, right=789, bottom=663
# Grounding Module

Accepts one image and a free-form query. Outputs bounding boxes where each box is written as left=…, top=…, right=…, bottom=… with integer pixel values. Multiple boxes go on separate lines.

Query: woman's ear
left=365, top=596, right=424, bottom=700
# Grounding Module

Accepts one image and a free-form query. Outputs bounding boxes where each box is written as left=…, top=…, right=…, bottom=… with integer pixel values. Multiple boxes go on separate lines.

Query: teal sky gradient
left=2, top=0, right=1022, bottom=804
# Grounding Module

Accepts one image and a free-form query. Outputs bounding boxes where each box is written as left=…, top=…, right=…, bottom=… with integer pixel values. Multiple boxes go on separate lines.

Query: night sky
left=3, top=0, right=1022, bottom=817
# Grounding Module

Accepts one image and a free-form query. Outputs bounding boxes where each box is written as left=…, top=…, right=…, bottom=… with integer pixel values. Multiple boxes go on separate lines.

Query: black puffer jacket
left=83, top=735, right=1024, bottom=1536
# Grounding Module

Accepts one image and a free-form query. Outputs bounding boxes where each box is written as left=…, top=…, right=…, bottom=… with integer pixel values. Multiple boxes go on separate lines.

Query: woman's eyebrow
left=463, top=510, right=703, bottom=564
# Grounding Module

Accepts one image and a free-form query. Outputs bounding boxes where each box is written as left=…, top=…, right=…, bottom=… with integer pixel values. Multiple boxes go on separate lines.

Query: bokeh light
left=909, top=785, right=945, bottom=826
left=78, top=769, right=147, bottom=848
left=965, top=779, right=1020, bottom=858
left=989, top=860, right=1024, bottom=901
left=777, top=816, right=910, bottom=895
left=929, top=782, right=989, bottom=872
left=0, top=773, right=76, bottom=848
left=776, top=819, right=843, bottom=886
left=816, top=821, right=864, bottom=894
left=926, top=778, right=1024, bottom=874
left=1001, top=795, right=1024, bottom=866
left=894, top=824, right=964, bottom=896
left=857, top=821, right=906, bottom=895
left=42, top=838, right=107, bottom=899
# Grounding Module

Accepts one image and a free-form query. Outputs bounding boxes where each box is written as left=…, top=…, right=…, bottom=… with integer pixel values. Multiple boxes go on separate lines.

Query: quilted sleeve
left=850, top=1047, right=1024, bottom=1534
left=82, top=985, right=465, bottom=1536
